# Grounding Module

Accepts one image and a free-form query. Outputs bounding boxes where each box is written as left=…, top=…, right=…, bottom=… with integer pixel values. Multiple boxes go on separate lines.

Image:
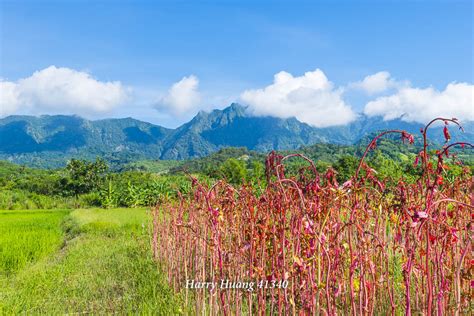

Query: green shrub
left=77, top=192, right=102, bottom=207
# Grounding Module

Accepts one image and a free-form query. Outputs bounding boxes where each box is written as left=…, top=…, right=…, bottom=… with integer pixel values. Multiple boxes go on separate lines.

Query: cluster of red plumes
left=152, top=118, right=473, bottom=315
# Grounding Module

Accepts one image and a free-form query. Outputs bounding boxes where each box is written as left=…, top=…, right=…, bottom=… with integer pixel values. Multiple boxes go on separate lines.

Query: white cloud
left=0, top=66, right=128, bottom=117
left=240, top=69, right=356, bottom=127
left=349, top=71, right=403, bottom=95
left=155, top=75, right=201, bottom=116
left=3, top=66, right=472, bottom=126
left=0, top=81, right=21, bottom=117
left=364, top=82, right=474, bottom=123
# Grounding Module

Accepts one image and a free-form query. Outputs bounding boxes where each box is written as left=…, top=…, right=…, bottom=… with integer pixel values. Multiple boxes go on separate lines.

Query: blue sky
left=1, top=0, right=473, bottom=127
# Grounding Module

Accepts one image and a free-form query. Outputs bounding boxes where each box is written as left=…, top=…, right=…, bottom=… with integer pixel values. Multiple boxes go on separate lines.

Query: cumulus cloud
left=0, top=66, right=128, bottom=117
left=349, top=71, right=403, bottom=95
left=0, top=81, right=21, bottom=117
left=240, top=69, right=356, bottom=127
left=155, top=75, right=201, bottom=116
left=364, top=82, right=474, bottom=123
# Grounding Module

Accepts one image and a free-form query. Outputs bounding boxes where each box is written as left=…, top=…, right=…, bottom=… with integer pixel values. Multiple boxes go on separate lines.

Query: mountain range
left=1, top=103, right=472, bottom=167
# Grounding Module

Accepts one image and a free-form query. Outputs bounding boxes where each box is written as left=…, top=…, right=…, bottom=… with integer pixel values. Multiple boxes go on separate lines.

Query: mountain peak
left=227, top=103, right=247, bottom=113
left=220, top=103, right=248, bottom=118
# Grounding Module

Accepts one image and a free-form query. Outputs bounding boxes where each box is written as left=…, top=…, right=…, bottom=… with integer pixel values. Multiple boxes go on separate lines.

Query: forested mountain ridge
left=1, top=103, right=472, bottom=167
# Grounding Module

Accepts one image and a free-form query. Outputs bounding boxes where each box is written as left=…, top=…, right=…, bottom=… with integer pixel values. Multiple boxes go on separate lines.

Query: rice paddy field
left=0, top=208, right=183, bottom=314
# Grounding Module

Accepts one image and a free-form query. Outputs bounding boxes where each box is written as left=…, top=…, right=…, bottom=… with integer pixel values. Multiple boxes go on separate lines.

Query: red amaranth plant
left=152, top=118, right=473, bottom=315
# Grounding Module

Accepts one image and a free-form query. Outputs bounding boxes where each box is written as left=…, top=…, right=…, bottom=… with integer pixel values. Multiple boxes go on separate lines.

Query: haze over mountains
left=1, top=103, right=472, bottom=167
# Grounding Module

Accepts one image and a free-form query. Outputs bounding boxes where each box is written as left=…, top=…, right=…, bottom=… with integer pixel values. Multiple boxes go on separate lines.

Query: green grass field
left=0, top=208, right=183, bottom=314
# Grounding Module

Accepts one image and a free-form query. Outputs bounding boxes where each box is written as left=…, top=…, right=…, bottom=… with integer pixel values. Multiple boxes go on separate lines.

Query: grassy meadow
left=0, top=208, right=183, bottom=314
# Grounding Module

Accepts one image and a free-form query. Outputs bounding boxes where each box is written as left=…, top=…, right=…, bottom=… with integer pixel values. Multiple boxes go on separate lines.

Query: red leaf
left=413, top=155, right=419, bottom=166
left=443, top=126, right=451, bottom=142
left=436, top=176, right=443, bottom=185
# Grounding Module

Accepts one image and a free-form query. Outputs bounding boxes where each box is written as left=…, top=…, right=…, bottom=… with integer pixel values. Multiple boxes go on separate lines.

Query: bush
left=77, top=192, right=102, bottom=207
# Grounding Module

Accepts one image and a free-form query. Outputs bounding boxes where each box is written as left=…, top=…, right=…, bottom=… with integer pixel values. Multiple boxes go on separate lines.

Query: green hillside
left=1, top=104, right=472, bottom=168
